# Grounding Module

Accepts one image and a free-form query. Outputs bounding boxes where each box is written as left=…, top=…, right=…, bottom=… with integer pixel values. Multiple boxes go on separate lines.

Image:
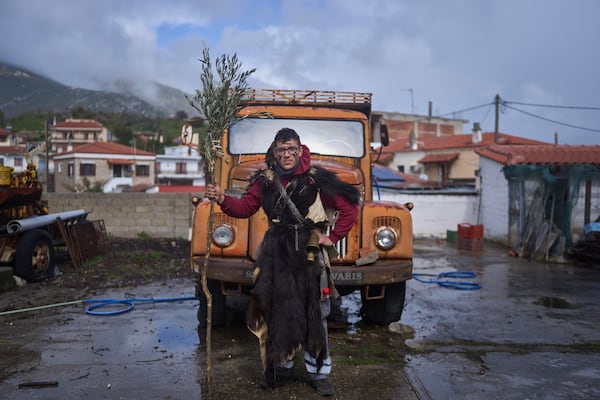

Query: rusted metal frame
left=55, top=216, right=84, bottom=269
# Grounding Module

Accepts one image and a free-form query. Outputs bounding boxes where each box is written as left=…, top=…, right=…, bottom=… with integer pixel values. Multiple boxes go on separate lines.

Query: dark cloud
left=1, top=0, right=598, bottom=144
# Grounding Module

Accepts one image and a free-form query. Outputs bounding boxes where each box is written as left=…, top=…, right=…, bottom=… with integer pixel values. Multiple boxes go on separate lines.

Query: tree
left=174, top=110, right=188, bottom=120
left=113, top=124, right=134, bottom=146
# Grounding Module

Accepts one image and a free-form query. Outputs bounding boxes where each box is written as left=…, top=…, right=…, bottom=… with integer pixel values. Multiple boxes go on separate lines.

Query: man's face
left=274, top=139, right=302, bottom=171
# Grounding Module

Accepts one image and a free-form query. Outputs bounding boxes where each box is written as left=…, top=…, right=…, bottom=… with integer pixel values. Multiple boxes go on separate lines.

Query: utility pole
left=494, top=94, right=500, bottom=144
left=45, top=119, right=50, bottom=192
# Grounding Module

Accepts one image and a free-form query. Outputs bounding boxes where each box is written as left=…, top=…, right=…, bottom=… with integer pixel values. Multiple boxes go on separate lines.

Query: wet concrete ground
left=404, top=241, right=600, bottom=400
left=1, top=240, right=600, bottom=399
left=0, top=282, right=203, bottom=399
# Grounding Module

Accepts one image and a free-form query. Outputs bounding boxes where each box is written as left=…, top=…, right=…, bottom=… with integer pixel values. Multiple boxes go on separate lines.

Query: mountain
left=0, top=62, right=197, bottom=119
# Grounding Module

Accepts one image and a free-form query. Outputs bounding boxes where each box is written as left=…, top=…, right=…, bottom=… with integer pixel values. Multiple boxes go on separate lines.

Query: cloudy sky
left=1, top=0, right=599, bottom=144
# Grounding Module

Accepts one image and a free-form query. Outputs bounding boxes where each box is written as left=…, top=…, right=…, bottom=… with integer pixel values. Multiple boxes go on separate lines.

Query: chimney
left=409, top=130, right=417, bottom=150
left=472, top=122, right=482, bottom=144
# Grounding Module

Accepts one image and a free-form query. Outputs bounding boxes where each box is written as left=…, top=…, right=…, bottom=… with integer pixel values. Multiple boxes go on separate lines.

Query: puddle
left=339, top=291, right=362, bottom=334
left=533, top=296, right=574, bottom=309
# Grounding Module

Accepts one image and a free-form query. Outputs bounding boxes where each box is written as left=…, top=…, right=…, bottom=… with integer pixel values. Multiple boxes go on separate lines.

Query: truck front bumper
left=192, top=256, right=413, bottom=286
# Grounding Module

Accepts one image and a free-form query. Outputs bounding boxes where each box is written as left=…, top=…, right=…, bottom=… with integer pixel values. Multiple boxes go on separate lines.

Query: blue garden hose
left=412, top=271, right=481, bottom=290
left=84, top=295, right=197, bottom=316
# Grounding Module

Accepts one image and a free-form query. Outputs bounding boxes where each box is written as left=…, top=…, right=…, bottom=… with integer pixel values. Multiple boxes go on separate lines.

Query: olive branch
left=184, top=48, right=255, bottom=386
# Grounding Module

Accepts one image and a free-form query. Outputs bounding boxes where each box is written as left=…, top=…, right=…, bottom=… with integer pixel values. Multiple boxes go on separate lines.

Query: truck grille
left=325, top=225, right=347, bottom=258
left=372, top=216, right=402, bottom=231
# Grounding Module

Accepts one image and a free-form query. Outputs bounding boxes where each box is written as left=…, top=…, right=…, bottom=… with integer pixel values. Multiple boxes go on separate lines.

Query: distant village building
left=50, top=118, right=110, bottom=153
left=155, top=145, right=204, bottom=186
left=53, top=142, right=155, bottom=193
left=0, top=127, right=28, bottom=172
left=375, top=125, right=547, bottom=186
left=372, top=111, right=467, bottom=144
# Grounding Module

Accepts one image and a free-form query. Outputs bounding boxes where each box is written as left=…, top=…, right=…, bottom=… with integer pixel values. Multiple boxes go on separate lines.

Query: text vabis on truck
left=189, top=89, right=413, bottom=326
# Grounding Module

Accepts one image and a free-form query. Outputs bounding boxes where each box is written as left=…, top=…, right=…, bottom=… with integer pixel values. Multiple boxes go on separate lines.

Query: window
left=80, top=163, right=96, bottom=176
left=176, top=162, right=187, bottom=174
left=229, top=117, right=365, bottom=157
left=14, top=157, right=23, bottom=167
left=136, top=164, right=150, bottom=177
left=68, top=163, right=74, bottom=177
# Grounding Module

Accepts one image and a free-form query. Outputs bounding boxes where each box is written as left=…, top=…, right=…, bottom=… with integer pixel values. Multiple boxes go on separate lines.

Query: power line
left=392, top=96, right=599, bottom=134
left=438, top=102, right=494, bottom=118
left=503, top=103, right=600, bottom=133
left=409, top=102, right=493, bottom=124
left=503, top=100, right=600, bottom=111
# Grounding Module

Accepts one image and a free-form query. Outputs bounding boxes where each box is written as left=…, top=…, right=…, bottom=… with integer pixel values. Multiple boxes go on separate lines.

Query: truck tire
left=14, top=229, right=56, bottom=283
left=361, top=281, right=406, bottom=324
left=196, top=278, right=226, bottom=328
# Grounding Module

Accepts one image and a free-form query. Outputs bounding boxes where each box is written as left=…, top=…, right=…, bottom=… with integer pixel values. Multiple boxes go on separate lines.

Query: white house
left=156, top=145, right=204, bottom=186
left=476, top=144, right=600, bottom=260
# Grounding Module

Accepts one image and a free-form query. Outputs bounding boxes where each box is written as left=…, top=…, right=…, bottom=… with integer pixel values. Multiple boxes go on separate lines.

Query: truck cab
left=190, top=89, right=413, bottom=325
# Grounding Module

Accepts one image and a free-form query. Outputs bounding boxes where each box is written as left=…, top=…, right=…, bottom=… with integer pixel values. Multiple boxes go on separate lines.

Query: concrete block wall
left=479, top=157, right=509, bottom=244
left=44, top=191, right=484, bottom=241
left=45, top=193, right=196, bottom=239
left=376, top=189, right=480, bottom=238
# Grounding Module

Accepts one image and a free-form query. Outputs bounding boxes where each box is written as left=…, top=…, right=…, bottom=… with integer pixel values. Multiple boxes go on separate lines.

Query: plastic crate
left=446, top=230, right=457, bottom=243
left=457, top=223, right=484, bottom=239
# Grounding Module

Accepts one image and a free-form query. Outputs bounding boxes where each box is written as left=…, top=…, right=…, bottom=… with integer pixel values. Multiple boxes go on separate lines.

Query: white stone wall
left=375, top=189, right=479, bottom=238
left=478, top=157, right=509, bottom=244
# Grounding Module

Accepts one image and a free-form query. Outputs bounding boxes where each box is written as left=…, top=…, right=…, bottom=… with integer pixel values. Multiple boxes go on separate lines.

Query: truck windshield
left=229, top=118, right=364, bottom=157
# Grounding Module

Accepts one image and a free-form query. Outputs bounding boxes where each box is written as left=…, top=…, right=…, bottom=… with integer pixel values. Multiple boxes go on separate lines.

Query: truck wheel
left=14, top=229, right=56, bottom=283
left=196, top=278, right=226, bottom=328
left=361, top=281, right=406, bottom=324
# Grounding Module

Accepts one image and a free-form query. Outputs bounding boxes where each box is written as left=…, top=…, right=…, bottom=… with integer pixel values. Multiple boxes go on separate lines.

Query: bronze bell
left=306, top=233, right=320, bottom=262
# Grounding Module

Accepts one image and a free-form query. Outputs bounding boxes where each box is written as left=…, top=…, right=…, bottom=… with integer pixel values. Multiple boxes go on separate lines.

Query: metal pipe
left=7, top=209, right=88, bottom=233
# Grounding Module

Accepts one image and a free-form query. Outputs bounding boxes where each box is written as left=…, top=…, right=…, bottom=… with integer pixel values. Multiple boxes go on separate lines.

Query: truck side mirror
left=380, top=124, right=390, bottom=147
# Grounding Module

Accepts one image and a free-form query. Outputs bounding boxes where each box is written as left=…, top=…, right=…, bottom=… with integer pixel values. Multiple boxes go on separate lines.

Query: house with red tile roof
left=0, top=127, right=23, bottom=147
left=375, top=128, right=548, bottom=185
left=0, top=145, right=28, bottom=172
left=50, top=119, right=110, bottom=153
left=0, top=127, right=29, bottom=172
left=476, top=144, right=600, bottom=261
left=53, top=141, right=155, bottom=193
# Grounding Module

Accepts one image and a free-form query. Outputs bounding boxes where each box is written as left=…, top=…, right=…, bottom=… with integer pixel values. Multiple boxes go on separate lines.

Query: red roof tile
left=418, top=152, right=460, bottom=164
left=0, top=145, right=27, bottom=155
left=57, top=141, right=155, bottom=156
left=376, top=132, right=548, bottom=154
left=0, top=127, right=12, bottom=136
left=53, top=119, right=104, bottom=129
left=476, top=145, right=600, bottom=165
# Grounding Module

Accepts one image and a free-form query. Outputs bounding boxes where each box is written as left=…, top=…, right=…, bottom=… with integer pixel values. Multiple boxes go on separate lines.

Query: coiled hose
left=412, top=271, right=481, bottom=290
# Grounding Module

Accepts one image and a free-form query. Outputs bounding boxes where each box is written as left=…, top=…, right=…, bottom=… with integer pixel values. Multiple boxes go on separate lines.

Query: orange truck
left=190, top=89, right=413, bottom=325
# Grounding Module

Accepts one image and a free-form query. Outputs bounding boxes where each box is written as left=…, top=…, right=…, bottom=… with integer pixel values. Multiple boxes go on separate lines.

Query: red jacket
left=220, top=144, right=358, bottom=244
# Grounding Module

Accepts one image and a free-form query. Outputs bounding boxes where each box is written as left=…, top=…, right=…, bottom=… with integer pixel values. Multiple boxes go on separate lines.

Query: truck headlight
left=213, top=224, right=234, bottom=247
left=375, top=227, right=396, bottom=250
